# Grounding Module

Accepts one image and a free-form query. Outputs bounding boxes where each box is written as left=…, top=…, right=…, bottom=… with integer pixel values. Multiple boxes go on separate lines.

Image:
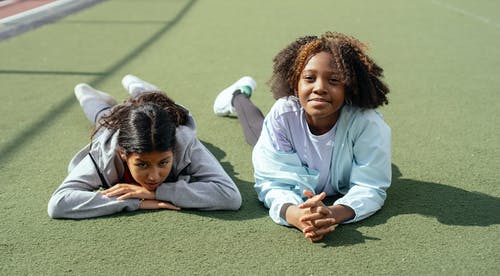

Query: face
left=122, top=150, right=174, bottom=191
left=297, top=51, right=346, bottom=134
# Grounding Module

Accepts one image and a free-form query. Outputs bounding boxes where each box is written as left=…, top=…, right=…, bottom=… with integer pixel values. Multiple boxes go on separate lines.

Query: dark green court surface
left=1, top=0, right=499, bottom=274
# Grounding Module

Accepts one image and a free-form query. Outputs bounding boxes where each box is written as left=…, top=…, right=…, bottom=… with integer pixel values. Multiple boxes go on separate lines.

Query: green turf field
left=1, top=0, right=499, bottom=274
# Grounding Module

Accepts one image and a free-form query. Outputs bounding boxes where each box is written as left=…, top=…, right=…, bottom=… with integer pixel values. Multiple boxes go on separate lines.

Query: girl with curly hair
left=48, top=75, right=241, bottom=219
left=213, top=32, right=390, bottom=241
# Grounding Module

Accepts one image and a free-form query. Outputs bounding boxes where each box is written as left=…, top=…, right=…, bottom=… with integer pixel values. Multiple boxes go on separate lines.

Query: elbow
left=216, top=180, right=242, bottom=211
left=233, top=192, right=242, bottom=210
left=224, top=190, right=242, bottom=211
left=47, top=196, right=67, bottom=219
left=47, top=202, right=62, bottom=219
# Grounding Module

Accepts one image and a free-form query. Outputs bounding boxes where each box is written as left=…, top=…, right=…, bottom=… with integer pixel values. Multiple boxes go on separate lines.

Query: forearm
left=167, top=134, right=242, bottom=210
left=334, top=184, right=387, bottom=223
left=155, top=177, right=241, bottom=210
left=255, top=186, right=304, bottom=225
left=48, top=189, right=140, bottom=219
left=328, top=204, right=355, bottom=224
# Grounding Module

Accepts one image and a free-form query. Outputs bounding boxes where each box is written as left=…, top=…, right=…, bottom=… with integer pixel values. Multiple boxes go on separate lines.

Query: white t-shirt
left=267, top=98, right=337, bottom=195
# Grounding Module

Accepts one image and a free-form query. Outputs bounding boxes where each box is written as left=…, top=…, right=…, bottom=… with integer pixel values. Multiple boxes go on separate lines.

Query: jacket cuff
left=279, top=203, right=294, bottom=222
left=333, top=198, right=360, bottom=224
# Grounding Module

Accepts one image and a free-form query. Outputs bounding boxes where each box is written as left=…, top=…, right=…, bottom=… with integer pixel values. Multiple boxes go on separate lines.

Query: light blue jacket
left=253, top=98, right=391, bottom=225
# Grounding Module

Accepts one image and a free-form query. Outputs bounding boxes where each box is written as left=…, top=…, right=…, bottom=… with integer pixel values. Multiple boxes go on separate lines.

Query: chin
left=141, top=184, right=158, bottom=191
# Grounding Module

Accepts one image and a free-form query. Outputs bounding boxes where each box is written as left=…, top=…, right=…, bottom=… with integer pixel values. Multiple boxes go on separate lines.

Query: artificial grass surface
left=1, top=0, right=499, bottom=274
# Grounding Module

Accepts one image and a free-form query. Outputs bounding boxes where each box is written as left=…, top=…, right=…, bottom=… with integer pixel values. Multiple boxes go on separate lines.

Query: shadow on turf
left=317, top=163, right=500, bottom=246
left=191, top=141, right=268, bottom=221
left=172, top=155, right=500, bottom=245
left=59, top=151, right=500, bottom=246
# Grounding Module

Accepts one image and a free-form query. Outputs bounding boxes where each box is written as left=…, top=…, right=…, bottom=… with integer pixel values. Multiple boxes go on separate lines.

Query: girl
left=213, top=32, right=391, bottom=241
left=48, top=75, right=241, bottom=219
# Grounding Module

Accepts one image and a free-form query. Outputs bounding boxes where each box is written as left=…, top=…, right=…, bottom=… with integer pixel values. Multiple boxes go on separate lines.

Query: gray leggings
left=81, top=98, right=113, bottom=124
left=232, top=93, right=264, bottom=147
left=84, top=92, right=264, bottom=146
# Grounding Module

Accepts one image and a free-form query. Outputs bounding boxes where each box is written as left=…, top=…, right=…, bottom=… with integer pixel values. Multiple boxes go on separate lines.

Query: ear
left=117, top=148, right=127, bottom=161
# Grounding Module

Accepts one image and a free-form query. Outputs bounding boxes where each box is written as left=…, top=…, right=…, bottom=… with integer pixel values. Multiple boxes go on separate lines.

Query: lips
left=308, top=98, right=331, bottom=103
left=147, top=183, right=160, bottom=187
left=144, top=182, right=160, bottom=190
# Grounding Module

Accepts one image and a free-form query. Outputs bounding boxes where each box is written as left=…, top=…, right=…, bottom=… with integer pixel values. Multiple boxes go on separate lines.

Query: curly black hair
left=268, top=32, right=389, bottom=108
left=268, top=35, right=318, bottom=99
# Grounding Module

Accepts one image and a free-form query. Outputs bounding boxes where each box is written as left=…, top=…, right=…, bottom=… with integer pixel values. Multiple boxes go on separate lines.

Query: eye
left=135, top=162, right=148, bottom=169
left=302, top=75, right=315, bottom=82
left=329, top=78, right=340, bottom=84
left=159, top=160, right=170, bottom=167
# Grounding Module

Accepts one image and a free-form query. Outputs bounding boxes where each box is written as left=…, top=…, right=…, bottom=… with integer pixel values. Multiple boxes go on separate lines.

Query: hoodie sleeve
left=334, top=110, right=392, bottom=223
left=252, top=109, right=319, bottom=226
left=155, top=129, right=241, bottom=211
left=47, top=153, right=141, bottom=219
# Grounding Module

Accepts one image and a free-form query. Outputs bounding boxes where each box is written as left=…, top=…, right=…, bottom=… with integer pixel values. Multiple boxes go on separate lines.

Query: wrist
left=284, top=204, right=302, bottom=227
left=328, top=204, right=355, bottom=223
left=146, top=189, right=156, bottom=200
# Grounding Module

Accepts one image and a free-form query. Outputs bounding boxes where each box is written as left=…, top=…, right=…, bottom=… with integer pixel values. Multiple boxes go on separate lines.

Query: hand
left=284, top=204, right=327, bottom=242
left=299, top=190, right=337, bottom=241
left=140, top=199, right=180, bottom=210
left=286, top=205, right=329, bottom=242
left=285, top=204, right=316, bottom=235
left=101, top=183, right=155, bottom=201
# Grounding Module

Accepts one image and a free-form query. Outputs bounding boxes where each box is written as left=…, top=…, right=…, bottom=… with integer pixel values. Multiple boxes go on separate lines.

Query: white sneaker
left=121, top=74, right=160, bottom=98
left=74, top=83, right=117, bottom=107
left=213, top=76, right=256, bottom=116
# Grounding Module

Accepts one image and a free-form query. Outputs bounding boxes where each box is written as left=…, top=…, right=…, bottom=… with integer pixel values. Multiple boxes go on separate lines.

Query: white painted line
left=0, top=0, right=75, bottom=24
left=431, top=0, right=500, bottom=29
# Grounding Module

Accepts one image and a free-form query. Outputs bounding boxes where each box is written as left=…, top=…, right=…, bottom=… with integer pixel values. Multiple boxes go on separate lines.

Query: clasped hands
left=286, top=190, right=338, bottom=242
left=101, top=183, right=180, bottom=210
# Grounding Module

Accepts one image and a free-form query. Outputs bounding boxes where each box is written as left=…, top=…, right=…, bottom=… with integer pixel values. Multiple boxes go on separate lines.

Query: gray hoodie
left=47, top=119, right=241, bottom=219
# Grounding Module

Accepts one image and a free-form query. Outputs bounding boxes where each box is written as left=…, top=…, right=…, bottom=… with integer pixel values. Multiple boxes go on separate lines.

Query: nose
left=312, top=79, right=327, bottom=94
left=147, top=168, right=161, bottom=182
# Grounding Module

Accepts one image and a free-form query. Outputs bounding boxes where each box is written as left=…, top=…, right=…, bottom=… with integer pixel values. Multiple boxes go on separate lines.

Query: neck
left=306, top=113, right=339, bottom=135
